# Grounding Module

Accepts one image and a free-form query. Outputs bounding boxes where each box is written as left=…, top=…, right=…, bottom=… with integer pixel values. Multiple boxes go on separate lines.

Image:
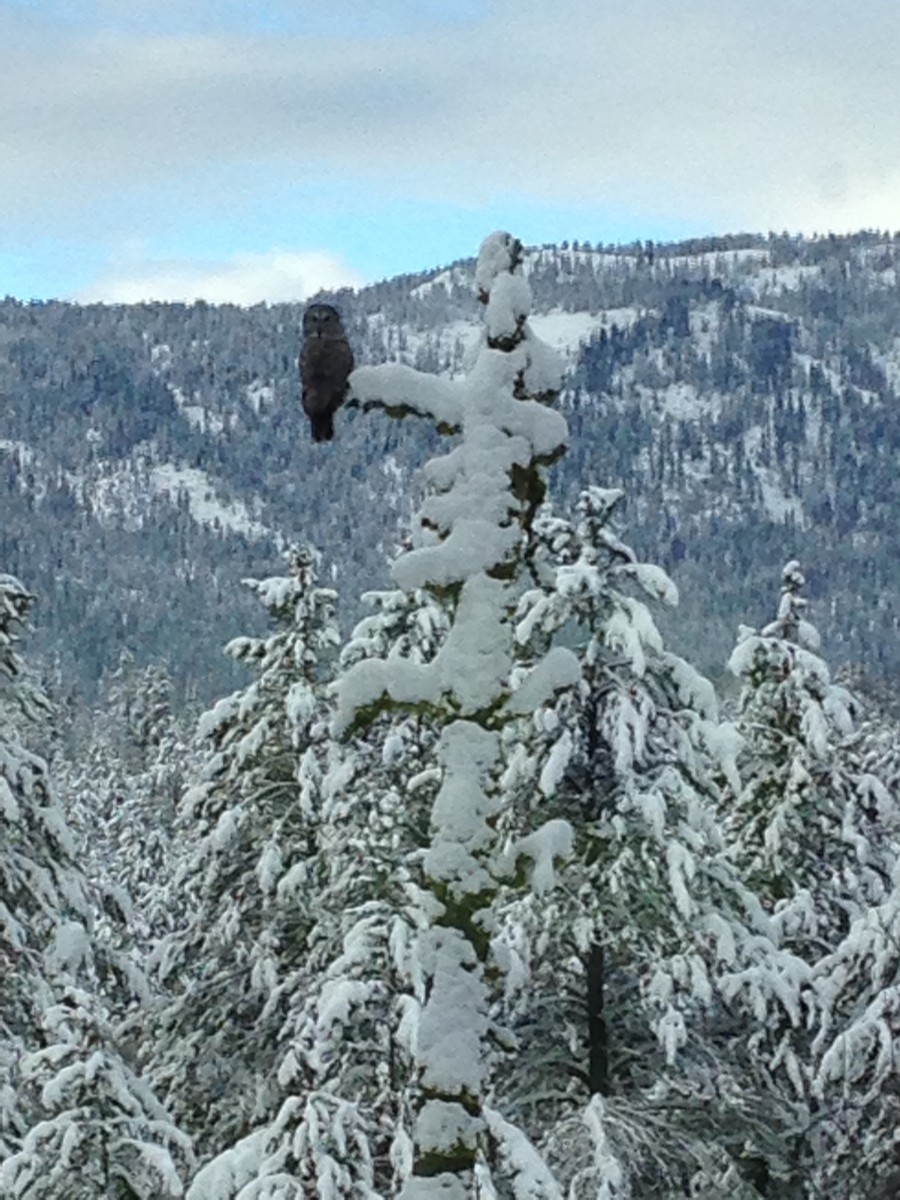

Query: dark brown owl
left=299, top=303, right=354, bottom=442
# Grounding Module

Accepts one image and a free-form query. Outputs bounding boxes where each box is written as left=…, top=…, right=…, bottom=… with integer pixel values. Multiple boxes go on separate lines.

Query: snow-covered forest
left=4, top=229, right=900, bottom=707
left=3, top=231, right=900, bottom=1197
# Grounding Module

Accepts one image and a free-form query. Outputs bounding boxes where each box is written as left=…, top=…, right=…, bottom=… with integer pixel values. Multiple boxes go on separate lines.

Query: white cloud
left=75, top=249, right=365, bottom=304
left=4, top=0, right=900, bottom=250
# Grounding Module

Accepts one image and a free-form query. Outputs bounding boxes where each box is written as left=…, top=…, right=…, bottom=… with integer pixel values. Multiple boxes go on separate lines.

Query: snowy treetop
left=0, top=573, right=33, bottom=680
left=474, top=230, right=523, bottom=300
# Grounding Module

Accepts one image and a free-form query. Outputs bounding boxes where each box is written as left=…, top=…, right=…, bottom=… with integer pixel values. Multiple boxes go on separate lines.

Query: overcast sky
left=3, top=0, right=898, bottom=303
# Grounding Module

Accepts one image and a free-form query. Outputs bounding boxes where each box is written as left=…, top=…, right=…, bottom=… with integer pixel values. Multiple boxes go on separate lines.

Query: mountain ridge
left=2, top=228, right=899, bottom=705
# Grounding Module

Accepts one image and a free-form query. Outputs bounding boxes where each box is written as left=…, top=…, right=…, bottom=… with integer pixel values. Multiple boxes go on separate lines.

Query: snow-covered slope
left=3, top=229, right=900, bottom=699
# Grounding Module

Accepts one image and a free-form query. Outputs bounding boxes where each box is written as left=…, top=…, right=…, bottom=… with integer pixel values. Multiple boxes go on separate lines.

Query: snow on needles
left=474, top=231, right=520, bottom=296
left=336, top=232, right=575, bottom=1190
left=336, top=239, right=569, bottom=738
left=511, top=819, right=574, bottom=896
left=349, top=363, right=465, bottom=430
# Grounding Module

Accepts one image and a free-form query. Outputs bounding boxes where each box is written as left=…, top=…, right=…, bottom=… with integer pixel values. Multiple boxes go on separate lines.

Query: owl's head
left=303, top=303, right=344, bottom=338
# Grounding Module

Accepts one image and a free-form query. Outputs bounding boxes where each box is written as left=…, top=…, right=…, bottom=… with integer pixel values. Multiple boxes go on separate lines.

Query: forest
left=2, top=230, right=900, bottom=1197
left=3, top=229, right=900, bottom=709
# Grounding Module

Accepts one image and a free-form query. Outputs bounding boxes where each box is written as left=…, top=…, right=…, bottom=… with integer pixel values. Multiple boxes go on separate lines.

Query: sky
left=3, top=0, right=899, bottom=304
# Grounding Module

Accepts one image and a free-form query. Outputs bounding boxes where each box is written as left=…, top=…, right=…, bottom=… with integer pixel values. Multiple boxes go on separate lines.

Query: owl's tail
left=311, top=411, right=335, bottom=442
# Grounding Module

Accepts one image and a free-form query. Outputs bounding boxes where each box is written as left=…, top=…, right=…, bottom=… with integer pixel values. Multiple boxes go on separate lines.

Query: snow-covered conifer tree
left=794, top=679, right=900, bottom=1196
left=183, top=581, right=452, bottom=1197
left=1, top=983, right=191, bottom=1198
left=722, top=561, right=899, bottom=1192
left=338, top=232, right=576, bottom=1196
left=0, top=573, right=77, bottom=1157
left=806, top=881, right=900, bottom=1197
left=58, top=659, right=195, bottom=965
left=494, top=493, right=806, bottom=1195
left=0, top=574, right=191, bottom=1195
left=150, top=549, right=341, bottom=1157
left=725, top=561, right=893, bottom=946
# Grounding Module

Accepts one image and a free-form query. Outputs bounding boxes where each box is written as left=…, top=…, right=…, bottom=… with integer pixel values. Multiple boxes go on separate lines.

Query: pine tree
left=0, top=572, right=75, bottom=1157
left=799, top=690, right=900, bottom=1196
left=336, top=231, right=576, bottom=1195
left=493, top=494, right=805, bottom=1196
left=0, top=573, right=191, bottom=1195
left=1, top=984, right=191, bottom=1199
left=150, top=549, right=341, bottom=1158
left=807, top=886, right=900, bottom=1197
left=58, top=658, right=196, bottom=966
left=726, top=561, right=893, bottom=944
left=722, top=561, right=898, bottom=1192
left=185, top=584, right=451, bottom=1196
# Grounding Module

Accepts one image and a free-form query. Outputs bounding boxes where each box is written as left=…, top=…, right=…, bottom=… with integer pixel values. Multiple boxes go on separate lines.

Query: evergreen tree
left=150, top=549, right=341, bottom=1158
left=1, top=984, right=191, bottom=1199
left=0, top=572, right=75, bottom=1157
left=722, top=561, right=898, bottom=1193
left=807, top=881, right=900, bottom=1197
left=0, top=573, right=191, bottom=1195
left=494, top=493, right=804, bottom=1196
left=798, top=686, right=900, bottom=1196
left=725, top=561, right=893, bottom=946
left=185, top=584, right=451, bottom=1196
left=57, top=658, right=196, bottom=965
left=336, top=231, right=576, bottom=1195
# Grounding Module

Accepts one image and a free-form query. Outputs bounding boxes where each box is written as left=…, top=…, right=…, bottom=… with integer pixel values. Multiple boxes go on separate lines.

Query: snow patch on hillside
left=525, top=247, right=623, bottom=274
left=690, top=303, right=720, bottom=359
left=150, top=465, right=273, bottom=541
left=170, top=387, right=231, bottom=435
left=57, top=457, right=276, bottom=542
left=410, top=267, right=467, bottom=298
left=655, top=382, right=721, bottom=421
left=149, top=342, right=173, bottom=369
left=759, top=264, right=820, bottom=294
left=743, top=426, right=806, bottom=527
left=670, top=248, right=769, bottom=270
left=747, top=303, right=793, bottom=324
left=246, top=382, right=274, bottom=413
left=871, top=339, right=900, bottom=394
left=369, top=308, right=610, bottom=378
left=0, top=439, right=34, bottom=461
left=756, top=470, right=805, bottom=526
left=528, top=311, right=600, bottom=358
left=600, top=305, right=642, bottom=330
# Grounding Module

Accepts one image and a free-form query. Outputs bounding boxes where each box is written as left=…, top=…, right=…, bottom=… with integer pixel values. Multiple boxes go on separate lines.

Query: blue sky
left=3, top=0, right=899, bottom=303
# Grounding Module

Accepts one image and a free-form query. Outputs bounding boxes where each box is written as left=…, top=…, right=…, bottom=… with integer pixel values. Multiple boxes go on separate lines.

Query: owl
left=299, top=303, right=354, bottom=442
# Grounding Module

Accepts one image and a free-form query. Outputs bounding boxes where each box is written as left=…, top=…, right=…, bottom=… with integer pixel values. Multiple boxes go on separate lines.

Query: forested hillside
left=3, top=228, right=900, bottom=706
left=4, top=231, right=900, bottom=1197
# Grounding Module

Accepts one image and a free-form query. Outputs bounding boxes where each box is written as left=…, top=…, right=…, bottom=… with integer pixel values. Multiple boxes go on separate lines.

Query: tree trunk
left=587, top=940, right=609, bottom=1096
